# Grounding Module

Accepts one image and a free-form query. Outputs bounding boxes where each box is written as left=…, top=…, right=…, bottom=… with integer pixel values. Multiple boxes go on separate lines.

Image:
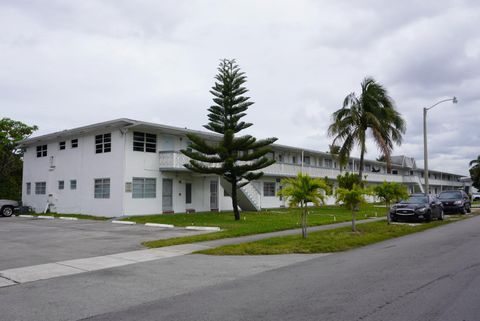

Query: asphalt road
left=1, top=215, right=479, bottom=321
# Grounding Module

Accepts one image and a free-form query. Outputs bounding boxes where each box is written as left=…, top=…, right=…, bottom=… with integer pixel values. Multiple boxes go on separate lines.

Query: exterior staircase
left=220, top=178, right=261, bottom=211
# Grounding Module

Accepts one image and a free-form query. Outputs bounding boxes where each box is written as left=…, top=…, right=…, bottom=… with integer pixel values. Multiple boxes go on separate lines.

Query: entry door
left=210, top=180, right=218, bottom=210
left=162, top=179, right=173, bottom=212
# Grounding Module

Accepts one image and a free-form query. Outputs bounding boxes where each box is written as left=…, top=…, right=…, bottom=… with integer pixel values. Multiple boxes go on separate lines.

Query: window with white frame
left=133, top=132, right=156, bottom=153
left=71, top=139, right=78, bottom=148
left=94, top=178, right=110, bottom=199
left=35, top=182, right=46, bottom=195
left=132, top=177, right=156, bottom=198
left=303, top=156, right=310, bottom=165
left=26, top=182, right=31, bottom=195
left=95, top=133, right=111, bottom=153
left=70, top=179, right=77, bottom=190
left=36, top=145, right=47, bottom=157
left=58, top=180, right=64, bottom=190
left=263, top=182, right=276, bottom=197
left=59, top=141, right=66, bottom=150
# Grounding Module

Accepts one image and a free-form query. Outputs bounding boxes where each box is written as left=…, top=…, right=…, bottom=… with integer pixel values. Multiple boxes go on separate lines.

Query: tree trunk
left=351, top=208, right=356, bottom=232
left=302, top=203, right=308, bottom=239
left=231, top=179, right=240, bottom=221
left=386, top=201, right=391, bottom=224
left=358, top=142, right=365, bottom=183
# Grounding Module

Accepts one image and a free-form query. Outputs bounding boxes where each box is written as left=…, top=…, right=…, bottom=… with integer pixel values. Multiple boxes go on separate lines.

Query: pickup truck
left=0, top=199, right=19, bottom=217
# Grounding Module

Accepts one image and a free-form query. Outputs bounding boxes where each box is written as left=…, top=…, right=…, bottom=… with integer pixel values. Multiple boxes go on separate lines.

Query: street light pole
left=423, top=97, right=457, bottom=196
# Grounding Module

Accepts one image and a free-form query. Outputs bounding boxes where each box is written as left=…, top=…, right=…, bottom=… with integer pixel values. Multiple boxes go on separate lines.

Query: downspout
left=120, top=122, right=140, bottom=216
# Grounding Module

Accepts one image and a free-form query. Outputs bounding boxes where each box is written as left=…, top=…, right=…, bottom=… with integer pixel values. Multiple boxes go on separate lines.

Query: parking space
left=0, top=216, right=209, bottom=270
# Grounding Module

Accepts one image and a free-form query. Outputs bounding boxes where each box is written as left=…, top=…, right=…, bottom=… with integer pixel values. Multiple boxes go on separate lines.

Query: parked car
left=390, top=194, right=444, bottom=222
left=438, top=190, right=471, bottom=214
left=472, top=193, right=480, bottom=202
left=0, top=199, right=19, bottom=217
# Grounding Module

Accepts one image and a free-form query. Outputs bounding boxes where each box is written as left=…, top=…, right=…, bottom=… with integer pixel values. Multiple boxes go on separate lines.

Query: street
left=1, top=215, right=480, bottom=320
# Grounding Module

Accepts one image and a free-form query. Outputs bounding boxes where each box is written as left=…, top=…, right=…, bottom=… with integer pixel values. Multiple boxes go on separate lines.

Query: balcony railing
left=158, top=152, right=464, bottom=187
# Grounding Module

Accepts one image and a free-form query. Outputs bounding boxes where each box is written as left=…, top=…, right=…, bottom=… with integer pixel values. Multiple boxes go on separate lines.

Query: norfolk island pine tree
left=181, top=59, right=277, bottom=221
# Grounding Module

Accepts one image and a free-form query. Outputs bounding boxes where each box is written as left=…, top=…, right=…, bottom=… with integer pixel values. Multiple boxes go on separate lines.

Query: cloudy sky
left=1, top=0, right=479, bottom=175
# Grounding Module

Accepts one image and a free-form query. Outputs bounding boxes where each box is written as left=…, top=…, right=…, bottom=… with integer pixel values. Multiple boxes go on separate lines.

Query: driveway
left=0, top=216, right=208, bottom=270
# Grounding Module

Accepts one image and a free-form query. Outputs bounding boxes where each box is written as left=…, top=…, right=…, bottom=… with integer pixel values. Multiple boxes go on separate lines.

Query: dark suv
left=390, top=194, right=444, bottom=222
left=438, top=190, right=471, bottom=214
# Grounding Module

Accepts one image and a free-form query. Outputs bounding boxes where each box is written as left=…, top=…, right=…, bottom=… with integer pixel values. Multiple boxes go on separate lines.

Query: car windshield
left=400, top=196, right=428, bottom=204
left=439, top=192, right=462, bottom=199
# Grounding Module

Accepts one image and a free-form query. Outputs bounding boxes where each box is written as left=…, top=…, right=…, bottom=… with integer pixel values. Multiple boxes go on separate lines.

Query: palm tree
left=470, top=155, right=480, bottom=169
left=277, top=173, right=330, bottom=239
left=470, top=155, right=480, bottom=190
left=328, top=77, right=406, bottom=179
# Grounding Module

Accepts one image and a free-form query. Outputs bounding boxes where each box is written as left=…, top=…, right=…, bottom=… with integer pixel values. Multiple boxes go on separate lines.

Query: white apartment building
left=20, top=119, right=470, bottom=217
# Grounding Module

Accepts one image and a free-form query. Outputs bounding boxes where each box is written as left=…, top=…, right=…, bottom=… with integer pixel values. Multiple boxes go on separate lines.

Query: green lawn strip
left=196, top=216, right=470, bottom=255
left=137, top=205, right=384, bottom=248
left=24, top=213, right=110, bottom=221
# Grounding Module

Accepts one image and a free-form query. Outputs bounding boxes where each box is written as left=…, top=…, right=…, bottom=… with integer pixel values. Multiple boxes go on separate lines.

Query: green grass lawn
left=123, top=205, right=386, bottom=248
left=197, top=216, right=470, bottom=255
left=22, top=213, right=110, bottom=221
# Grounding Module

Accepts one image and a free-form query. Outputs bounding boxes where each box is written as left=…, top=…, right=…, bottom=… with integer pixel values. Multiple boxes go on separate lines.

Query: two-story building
left=20, top=118, right=470, bottom=217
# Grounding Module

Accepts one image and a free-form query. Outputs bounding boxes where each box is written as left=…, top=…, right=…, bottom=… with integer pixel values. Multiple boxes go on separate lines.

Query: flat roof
left=19, top=118, right=466, bottom=177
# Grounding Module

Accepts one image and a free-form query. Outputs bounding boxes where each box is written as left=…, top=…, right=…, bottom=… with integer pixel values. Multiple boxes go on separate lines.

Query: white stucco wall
left=22, top=129, right=124, bottom=216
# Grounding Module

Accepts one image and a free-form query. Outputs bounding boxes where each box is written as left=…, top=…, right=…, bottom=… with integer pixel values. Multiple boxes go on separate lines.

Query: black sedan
left=390, top=194, right=444, bottom=222
left=438, top=190, right=471, bottom=214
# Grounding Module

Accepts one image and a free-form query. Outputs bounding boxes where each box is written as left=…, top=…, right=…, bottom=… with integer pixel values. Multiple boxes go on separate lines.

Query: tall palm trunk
left=358, top=142, right=365, bottom=183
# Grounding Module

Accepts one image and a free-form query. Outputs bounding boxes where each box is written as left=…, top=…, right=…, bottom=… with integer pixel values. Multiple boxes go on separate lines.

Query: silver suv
left=0, top=199, right=18, bottom=217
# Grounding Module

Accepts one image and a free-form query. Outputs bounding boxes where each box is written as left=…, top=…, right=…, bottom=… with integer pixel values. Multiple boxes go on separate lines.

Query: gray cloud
left=1, top=0, right=479, bottom=175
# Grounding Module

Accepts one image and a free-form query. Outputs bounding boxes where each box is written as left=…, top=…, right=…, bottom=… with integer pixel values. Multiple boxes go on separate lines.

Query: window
left=94, top=178, right=110, bottom=199
left=95, top=133, right=111, bottom=153
left=392, top=170, right=398, bottom=175
left=132, top=177, right=156, bottom=198
left=36, top=145, right=47, bottom=157
left=303, top=156, right=310, bottom=165
left=59, top=141, right=66, bottom=150
left=263, top=182, right=276, bottom=197
left=278, top=154, right=283, bottom=163
left=26, top=182, right=31, bottom=195
left=58, top=180, right=64, bottom=190
left=292, top=156, right=297, bottom=164
left=35, top=182, right=46, bottom=195
left=71, top=139, right=78, bottom=148
left=70, top=179, right=77, bottom=190
left=133, top=132, right=156, bottom=153
left=186, top=183, right=192, bottom=204
left=325, top=159, right=332, bottom=168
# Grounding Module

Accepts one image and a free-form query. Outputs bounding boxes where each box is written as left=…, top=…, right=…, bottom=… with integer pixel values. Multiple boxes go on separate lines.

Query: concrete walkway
left=0, top=217, right=384, bottom=287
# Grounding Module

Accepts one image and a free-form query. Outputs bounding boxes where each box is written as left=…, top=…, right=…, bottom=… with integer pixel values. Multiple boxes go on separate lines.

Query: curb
left=59, top=217, right=78, bottom=221
left=18, top=215, right=34, bottom=218
left=37, top=215, right=55, bottom=220
left=145, top=223, right=174, bottom=228
left=112, top=220, right=136, bottom=225
left=185, top=226, right=221, bottom=231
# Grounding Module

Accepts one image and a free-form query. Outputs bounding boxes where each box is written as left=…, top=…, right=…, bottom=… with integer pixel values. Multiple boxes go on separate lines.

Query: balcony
left=159, top=151, right=190, bottom=171
left=159, top=152, right=410, bottom=183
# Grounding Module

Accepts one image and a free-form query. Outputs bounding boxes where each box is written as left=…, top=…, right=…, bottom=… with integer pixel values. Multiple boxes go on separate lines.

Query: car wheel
left=1, top=206, right=14, bottom=217
left=460, top=206, right=467, bottom=215
left=425, top=212, right=432, bottom=222
left=467, top=204, right=471, bottom=213
left=438, top=209, right=444, bottom=221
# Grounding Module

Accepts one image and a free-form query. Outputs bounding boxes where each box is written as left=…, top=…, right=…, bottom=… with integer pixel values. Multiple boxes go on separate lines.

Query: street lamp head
left=453, top=96, right=458, bottom=104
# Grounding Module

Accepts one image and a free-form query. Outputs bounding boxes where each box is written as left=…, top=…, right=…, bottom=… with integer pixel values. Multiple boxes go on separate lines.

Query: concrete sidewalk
left=0, top=217, right=383, bottom=287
